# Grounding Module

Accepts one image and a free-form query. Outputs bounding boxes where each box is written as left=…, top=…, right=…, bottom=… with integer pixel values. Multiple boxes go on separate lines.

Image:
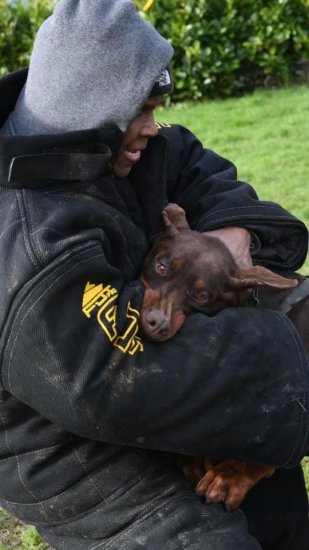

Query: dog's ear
left=162, top=203, right=190, bottom=231
left=229, top=266, right=298, bottom=290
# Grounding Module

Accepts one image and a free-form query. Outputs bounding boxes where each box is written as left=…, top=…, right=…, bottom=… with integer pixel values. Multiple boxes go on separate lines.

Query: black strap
left=279, top=278, right=309, bottom=314
left=6, top=149, right=112, bottom=188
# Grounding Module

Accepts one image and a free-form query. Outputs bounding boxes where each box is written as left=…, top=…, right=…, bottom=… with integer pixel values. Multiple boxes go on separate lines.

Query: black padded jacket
left=0, top=69, right=308, bottom=527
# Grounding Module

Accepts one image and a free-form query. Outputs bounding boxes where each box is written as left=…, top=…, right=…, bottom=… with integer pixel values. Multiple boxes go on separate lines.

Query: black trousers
left=243, top=465, right=309, bottom=550
left=37, top=449, right=308, bottom=550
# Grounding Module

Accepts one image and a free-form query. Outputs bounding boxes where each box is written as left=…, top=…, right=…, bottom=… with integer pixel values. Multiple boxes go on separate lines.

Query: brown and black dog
left=139, top=203, right=309, bottom=510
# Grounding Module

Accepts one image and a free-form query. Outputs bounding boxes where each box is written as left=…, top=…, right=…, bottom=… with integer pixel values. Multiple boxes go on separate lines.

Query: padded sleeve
left=163, top=125, right=308, bottom=271
left=2, top=239, right=308, bottom=467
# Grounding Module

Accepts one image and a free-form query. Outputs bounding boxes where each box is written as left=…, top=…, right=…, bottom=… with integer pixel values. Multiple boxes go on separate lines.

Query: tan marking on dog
left=194, top=279, right=206, bottom=290
left=171, top=258, right=183, bottom=271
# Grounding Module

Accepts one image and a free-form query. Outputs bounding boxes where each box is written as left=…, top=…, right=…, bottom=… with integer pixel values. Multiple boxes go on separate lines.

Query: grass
left=0, top=85, right=308, bottom=548
left=0, top=509, right=49, bottom=550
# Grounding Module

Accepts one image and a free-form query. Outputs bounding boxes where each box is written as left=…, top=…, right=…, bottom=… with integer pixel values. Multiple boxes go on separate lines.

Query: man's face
left=113, top=95, right=164, bottom=178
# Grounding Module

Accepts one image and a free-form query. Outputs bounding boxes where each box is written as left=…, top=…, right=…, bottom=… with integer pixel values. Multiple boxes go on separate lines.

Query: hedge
left=0, top=0, right=308, bottom=100
left=0, top=0, right=55, bottom=76
left=137, top=0, right=309, bottom=100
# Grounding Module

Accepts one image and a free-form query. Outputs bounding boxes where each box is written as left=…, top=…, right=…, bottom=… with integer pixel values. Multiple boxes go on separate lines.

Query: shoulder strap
left=279, top=278, right=309, bottom=314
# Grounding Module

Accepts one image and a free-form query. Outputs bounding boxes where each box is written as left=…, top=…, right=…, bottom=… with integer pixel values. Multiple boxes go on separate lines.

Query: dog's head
left=140, top=203, right=298, bottom=342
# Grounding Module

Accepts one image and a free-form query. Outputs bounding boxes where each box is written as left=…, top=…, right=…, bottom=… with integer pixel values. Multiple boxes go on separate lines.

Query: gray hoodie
left=0, top=0, right=173, bottom=135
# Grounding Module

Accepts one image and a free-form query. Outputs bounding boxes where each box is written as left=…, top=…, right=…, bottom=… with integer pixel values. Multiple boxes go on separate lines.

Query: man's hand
left=203, top=227, right=252, bottom=267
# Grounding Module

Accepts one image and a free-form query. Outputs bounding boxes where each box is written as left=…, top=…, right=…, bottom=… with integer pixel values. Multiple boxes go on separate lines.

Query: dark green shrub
left=140, top=0, right=309, bottom=100
left=0, top=0, right=308, bottom=100
left=0, top=0, right=54, bottom=76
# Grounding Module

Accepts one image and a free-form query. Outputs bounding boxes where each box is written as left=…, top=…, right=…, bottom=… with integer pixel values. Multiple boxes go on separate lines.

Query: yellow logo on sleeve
left=155, top=121, right=171, bottom=129
left=82, top=282, right=144, bottom=355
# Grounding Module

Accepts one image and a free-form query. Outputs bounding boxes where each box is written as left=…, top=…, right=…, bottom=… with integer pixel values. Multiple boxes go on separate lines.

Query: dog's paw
left=195, top=460, right=275, bottom=510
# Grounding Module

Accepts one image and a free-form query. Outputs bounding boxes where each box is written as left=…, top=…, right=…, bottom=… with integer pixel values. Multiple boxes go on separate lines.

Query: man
left=0, top=1, right=308, bottom=548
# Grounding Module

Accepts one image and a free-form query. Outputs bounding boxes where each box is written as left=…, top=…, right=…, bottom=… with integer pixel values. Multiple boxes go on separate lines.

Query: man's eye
left=156, top=261, right=167, bottom=276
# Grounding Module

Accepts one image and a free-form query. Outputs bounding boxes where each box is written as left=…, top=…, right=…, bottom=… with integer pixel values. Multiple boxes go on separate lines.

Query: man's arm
left=2, top=240, right=308, bottom=467
left=163, top=125, right=308, bottom=271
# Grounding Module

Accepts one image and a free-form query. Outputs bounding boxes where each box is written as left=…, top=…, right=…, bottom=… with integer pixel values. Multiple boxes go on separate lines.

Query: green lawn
left=0, top=85, right=308, bottom=548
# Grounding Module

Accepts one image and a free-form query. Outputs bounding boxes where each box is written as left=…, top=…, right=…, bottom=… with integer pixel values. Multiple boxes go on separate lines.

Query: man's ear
left=229, top=266, right=298, bottom=290
left=162, top=203, right=190, bottom=231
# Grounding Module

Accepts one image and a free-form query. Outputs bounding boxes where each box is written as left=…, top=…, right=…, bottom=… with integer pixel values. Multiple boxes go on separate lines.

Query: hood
left=0, top=0, right=173, bottom=136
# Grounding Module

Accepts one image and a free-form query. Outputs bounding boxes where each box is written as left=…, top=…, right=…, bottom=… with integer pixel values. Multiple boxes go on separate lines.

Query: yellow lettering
left=114, top=303, right=144, bottom=354
left=97, top=303, right=118, bottom=342
left=82, top=283, right=144, bottom=355
left=82, top=283, right=118, bottom=318
left=155, top=121, right=171, bottom=130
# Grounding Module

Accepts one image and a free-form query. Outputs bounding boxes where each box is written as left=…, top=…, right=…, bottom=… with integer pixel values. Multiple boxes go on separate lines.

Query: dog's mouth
left=140, top=326, right=177, bottom=342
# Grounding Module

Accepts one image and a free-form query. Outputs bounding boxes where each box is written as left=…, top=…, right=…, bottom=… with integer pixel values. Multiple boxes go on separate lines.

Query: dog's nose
left=144, top=310, right=170, bottom=337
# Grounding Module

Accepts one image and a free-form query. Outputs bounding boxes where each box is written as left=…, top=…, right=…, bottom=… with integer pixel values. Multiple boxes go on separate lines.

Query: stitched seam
left=0, top=243, right=101, bottom=384
left=23, top=190, right=36, bottom=259
left=278, top=313, right=308, bottom=466
left=0, top=439, right=73, bottom=463
left=73, top=447, right=108, bottom=505
left=196, top=210, right=298, bottom=228
left=6, top=251, right=102, bottom=393
left=0, top=462, right=163, bottom=527
left=30, top=226, right=67, bottom=239
left=24, top=190, right=67, bottom=265
left=16, top=191, right=41, bottom=270
left=4, top=246, right=102, bottom=393
left=0, top=219, right=22, bottom=242
left=0, top=413, right=40, bottom=504
left=0, top=458, right=114, bottom=512
left=197, top=204, right=292, bottom=217
left=3, top=242, right=101, bottom=353
left=94, top=491, right=196, bottom=550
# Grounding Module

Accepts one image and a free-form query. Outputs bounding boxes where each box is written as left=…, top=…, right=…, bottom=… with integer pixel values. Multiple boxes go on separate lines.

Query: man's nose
left=140, top=115, right=158, bottom=138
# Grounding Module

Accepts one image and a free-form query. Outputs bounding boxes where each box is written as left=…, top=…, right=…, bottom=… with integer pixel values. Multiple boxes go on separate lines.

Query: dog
left=139, top=203, right=309, bottom=510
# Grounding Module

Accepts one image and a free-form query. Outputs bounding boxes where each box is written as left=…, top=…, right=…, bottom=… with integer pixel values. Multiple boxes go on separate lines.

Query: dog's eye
left=156, top=261, right=167, bottom=277
left=186, top=289, right=209, bottom=303
left=193, top=291, right=209, bottom=303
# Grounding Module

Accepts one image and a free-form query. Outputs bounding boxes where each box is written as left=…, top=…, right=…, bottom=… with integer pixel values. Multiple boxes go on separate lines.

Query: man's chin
left=113, top=162, right=132, bottom=179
